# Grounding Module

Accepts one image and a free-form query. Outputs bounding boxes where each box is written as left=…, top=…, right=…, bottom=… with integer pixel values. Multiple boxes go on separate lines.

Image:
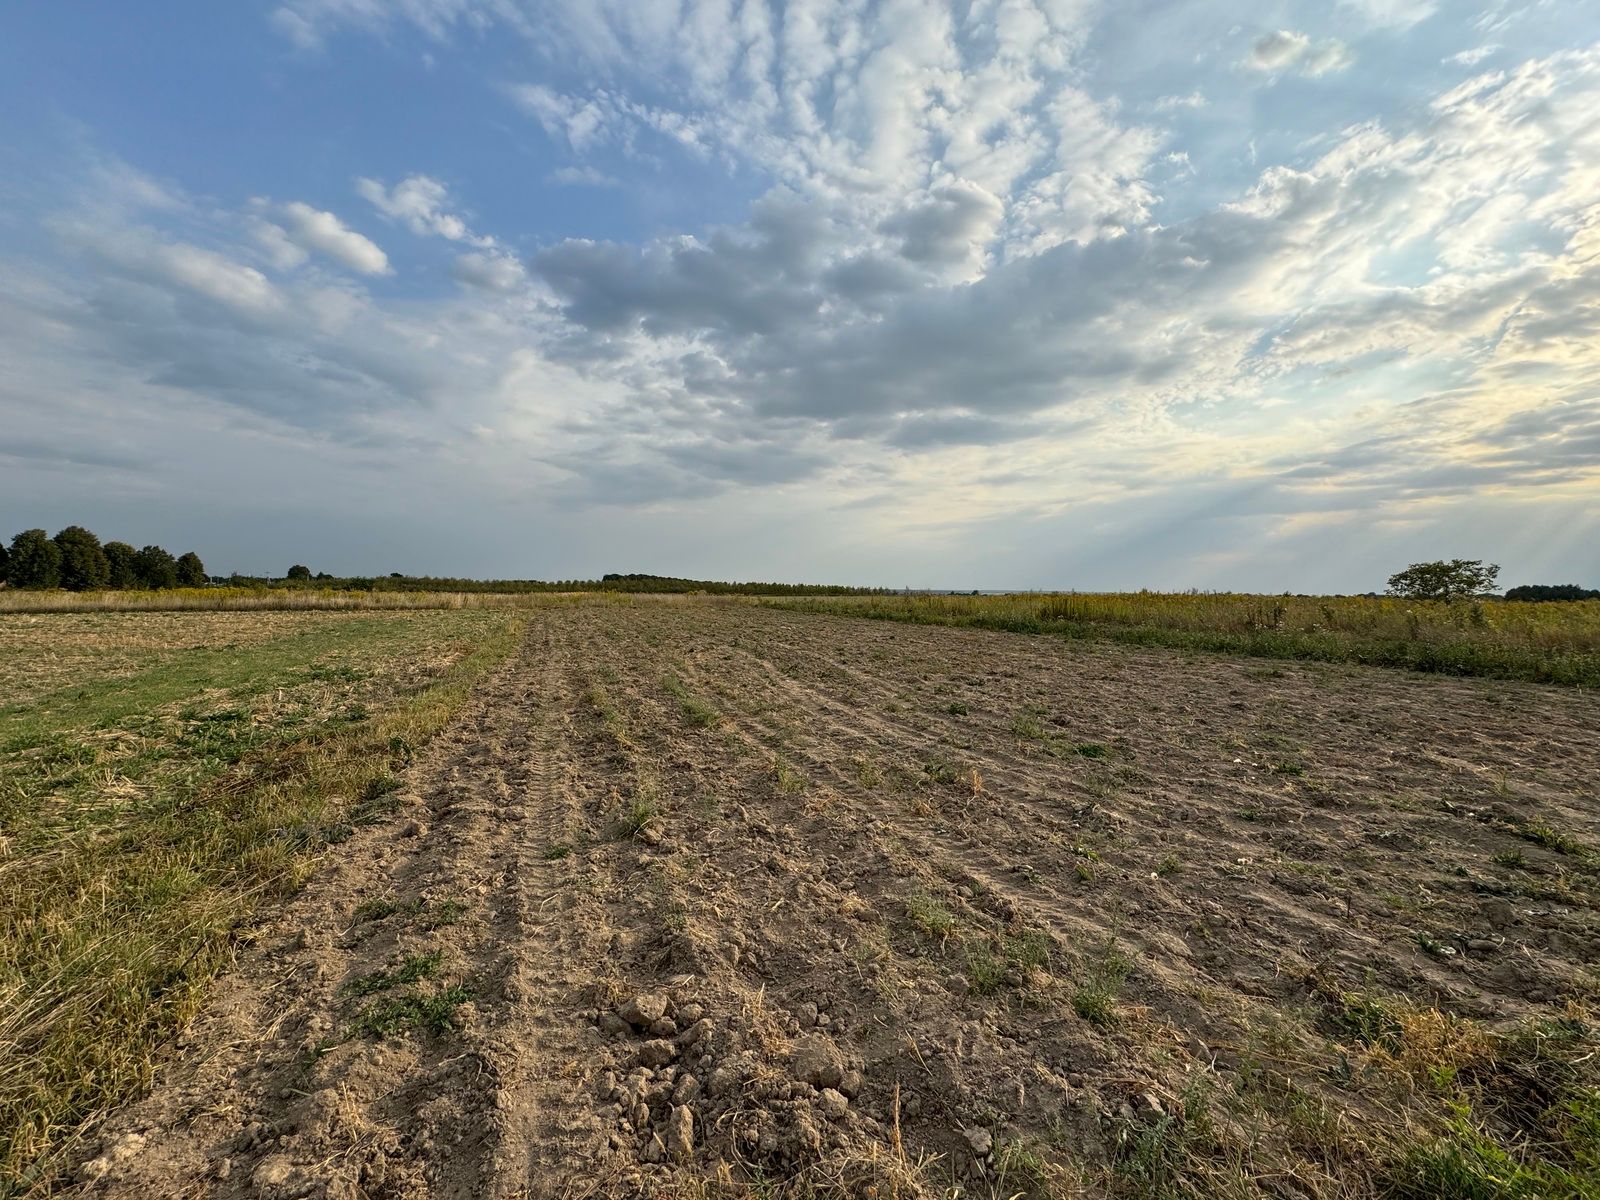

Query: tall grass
left=761, top=592, right=1600, bottom=686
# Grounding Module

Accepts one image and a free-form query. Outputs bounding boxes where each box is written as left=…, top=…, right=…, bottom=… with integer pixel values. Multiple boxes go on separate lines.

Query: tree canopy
left=1386, top=559, right=1501, bottom=602
left=6, top=530, right=62, bottom=590
left=53, top=526, right=111, bottom=591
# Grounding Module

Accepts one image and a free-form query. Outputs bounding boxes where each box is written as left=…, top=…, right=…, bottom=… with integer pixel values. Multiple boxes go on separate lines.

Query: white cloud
left=1153, top=91, right=1207, bottom=112
left=1446, top=45, right=1500, bottom=67
left=1245, top=30, right=1352, bottom=77
left=549, top=165, right=619, bottom=187
left=276, top=202, right=391, bottom=275
left=1339, top=0, right=1438, bottom=31
left=357, top=175, right=491, bottom=246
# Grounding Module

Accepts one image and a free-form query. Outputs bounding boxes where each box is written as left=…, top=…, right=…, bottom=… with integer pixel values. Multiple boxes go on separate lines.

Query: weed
left=1155, top=854, right=1182, bottom=877
left=905, top=890, right=959, bottom=941
left=1492, top=850, right=1527, bottom=869
left=613, top=796, right=659, bottom=839
left=922, top=757, right=961, bottom=785
left=1072, top=939, right=1130, bottom=1026
left=946, top=701, right=969, bottom=716
left=544, top=842, right=573, bottom=860
left=352, top=984, right=472, bottom=1038
left=662, top=675, right=721, bottom=728
left=345, top=951, right=443, bottom=997
left=1073, top=742, right=1111, bottom=759
left=774, top=756, right=807, bottom=796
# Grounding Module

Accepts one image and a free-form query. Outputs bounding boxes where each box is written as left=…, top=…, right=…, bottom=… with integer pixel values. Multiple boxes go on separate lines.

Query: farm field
left=12, top=599, right=1600, bottom=1197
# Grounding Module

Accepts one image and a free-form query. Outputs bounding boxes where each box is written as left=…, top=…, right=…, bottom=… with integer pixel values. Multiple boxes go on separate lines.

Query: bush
left=286, top=564, right=312, bottom=581
left=52, top=526, right=110, bottom=592
left=6, top=530, right=62, bottom=589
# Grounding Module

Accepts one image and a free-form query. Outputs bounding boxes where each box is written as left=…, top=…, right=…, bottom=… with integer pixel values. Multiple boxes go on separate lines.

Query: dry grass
left=0, top=608, right=525, bottom=1193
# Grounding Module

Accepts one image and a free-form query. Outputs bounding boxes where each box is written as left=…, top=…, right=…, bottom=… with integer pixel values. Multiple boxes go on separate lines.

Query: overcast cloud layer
left=2, top=1, right=1598, bottom=589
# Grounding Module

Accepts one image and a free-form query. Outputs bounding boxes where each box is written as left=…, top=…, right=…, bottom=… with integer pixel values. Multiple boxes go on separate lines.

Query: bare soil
left=66, top=601, right=1600, bottom=1198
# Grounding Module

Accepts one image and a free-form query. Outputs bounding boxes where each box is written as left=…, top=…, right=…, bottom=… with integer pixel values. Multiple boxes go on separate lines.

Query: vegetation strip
left=760, top=593, right=1600, bottom=686
left=0, top=609, right=524, bottom=1193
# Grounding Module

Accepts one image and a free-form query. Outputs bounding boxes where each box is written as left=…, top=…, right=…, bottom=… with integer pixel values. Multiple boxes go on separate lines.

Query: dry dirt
left=66, top=600, right=1600, bottom=1198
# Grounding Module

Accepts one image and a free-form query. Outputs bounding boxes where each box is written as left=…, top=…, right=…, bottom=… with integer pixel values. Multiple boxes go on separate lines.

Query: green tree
left=7, top=529, right=63, bottom=589
left=175, top=551, right=207, bottom=587
left=286, top=564, right=312, bottom=581
left=1386, top=559, right=1500, bottom=602
left=103, top=541, right=140, bottom=589
left=135, top=545, right=179, bottom=590
left=0, top=537, right=8, bottom=585
left=53, top=525, right=111, bottom=591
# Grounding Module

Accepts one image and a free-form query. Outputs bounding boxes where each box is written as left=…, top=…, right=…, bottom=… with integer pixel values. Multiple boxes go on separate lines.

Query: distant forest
left=0, top=528, right=887, bottom=596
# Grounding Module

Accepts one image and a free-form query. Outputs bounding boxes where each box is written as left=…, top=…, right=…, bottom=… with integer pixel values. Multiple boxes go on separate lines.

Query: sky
left=2, top=1, right=1598, bottom=590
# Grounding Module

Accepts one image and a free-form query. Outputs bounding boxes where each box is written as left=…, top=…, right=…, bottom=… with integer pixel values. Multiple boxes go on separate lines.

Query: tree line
left=2, top=527, right=205, bottom=591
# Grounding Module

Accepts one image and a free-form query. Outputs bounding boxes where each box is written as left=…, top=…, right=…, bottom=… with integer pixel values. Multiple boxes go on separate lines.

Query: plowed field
left=71, top=600, right=1600, bottom=1198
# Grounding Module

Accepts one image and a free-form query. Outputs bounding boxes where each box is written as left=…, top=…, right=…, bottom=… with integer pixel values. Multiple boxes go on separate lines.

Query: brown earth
left=66, top=600, right=1600, bottom=1198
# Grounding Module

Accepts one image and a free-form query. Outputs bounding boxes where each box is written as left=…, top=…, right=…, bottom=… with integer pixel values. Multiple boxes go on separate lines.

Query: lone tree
left=176, top=551, right=207, bottom=587
left=7, top=529, right=63, bottom=589
left=53, top=525, right=111, bottom=591
left=135, top=545, right=179, bottom=590
left=103, top=541, right=140, bottom=589
left=1387, top=559, right=1500, bottom=602
left=286, top=564, right=312, bottom=581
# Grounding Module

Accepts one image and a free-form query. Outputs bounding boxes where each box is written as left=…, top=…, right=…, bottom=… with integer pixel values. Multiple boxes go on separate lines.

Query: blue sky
left=3, top=1, right=1598, bottom=589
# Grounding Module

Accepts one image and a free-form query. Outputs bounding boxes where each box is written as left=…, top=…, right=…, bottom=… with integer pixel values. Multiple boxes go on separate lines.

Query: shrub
left=286, top=564, right=313, bottom=581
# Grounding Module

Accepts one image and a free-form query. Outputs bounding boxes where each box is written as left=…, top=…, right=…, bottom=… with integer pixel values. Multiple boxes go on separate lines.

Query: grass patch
left=1072, top=939, right=1131, bottom=1026
left=905, top=890, right=959, bottom=941
left=0, top=608, right=523, bottom=1191
left=662, top=674, right=722, bottom=728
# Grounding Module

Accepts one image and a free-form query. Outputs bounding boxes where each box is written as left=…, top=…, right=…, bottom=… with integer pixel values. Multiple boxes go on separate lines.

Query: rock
left=707, top=1067, right=739, bottom=1098
left=790, top=1035, right=844, bottom=1090
left=641, top=1133, right=667, bottom=1163
left=252, top=1155, right=296, bottom=1188
left=678, top=1002, right=705, bottom=1023
left=649, top=1017, right=679, bottom=1038
left=818, top=1088, right=849, bottom=1120
left=401, top=819, right=427, bottom=838
left=965, top=1126, right=993, bottom=1158
left=838, top=1069, right=864, bottom=1099
left=621, top=993, right=670, bottom=1028
left=631, top=1101, right=650, bottom=1130
left=639, top=1039, right=678, bottom=1067
left=215, top=1157, right=232, bottom=1181
left=598, top=1012, right=629, bottom=1036
left=667, top=1105, right=695, bottom=1160
left=795, top=1001, right=819, bottom=1027
left=672, top=1074, right=701, bottom=1105
left=677, top=1017, right=714, bottom=1046
left=597, top=1070, right=619, bottom=1100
